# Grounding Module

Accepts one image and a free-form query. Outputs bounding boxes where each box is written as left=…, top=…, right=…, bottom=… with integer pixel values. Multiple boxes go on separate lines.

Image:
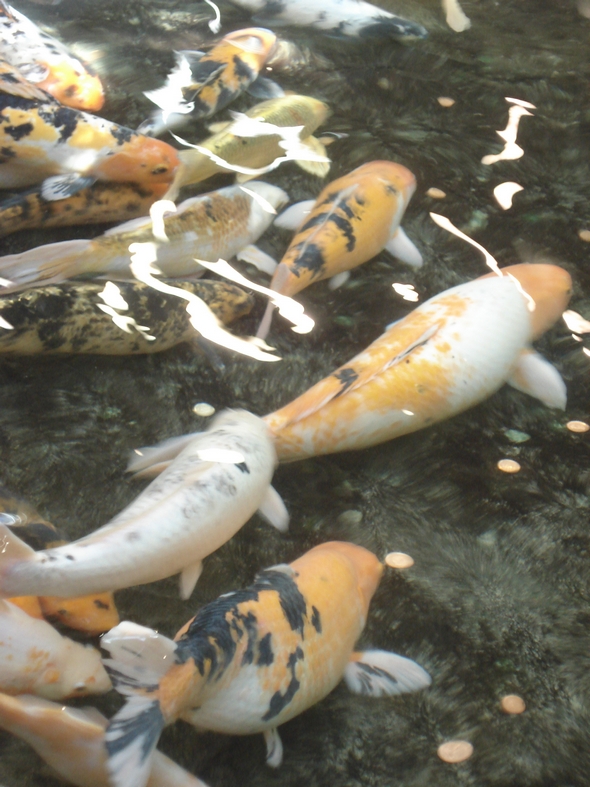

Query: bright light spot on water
left=482, top=102, right=534, bottom=165
left=98, top=282, right=129, bottom=311
left=392, top=283, right=419, bottom=302
left=506, top=97, right=537, bottom=109
left=196, top=448, right=245, bottom=463
left=563, top=310, right=590, bottom=334
left=493, top=182, right=524, bottom=210
left=239, top=186, right=278, bottom=214
left=203, top=0, right=222, bottom=31
left=0, top=315, right=13, bottom=330
left=149, top=200, right=176, bottom=243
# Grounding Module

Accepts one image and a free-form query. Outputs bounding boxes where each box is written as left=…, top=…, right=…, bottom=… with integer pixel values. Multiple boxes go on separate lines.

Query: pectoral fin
left=41, top=174, right=97, bottom=202
left=507, top=348, right=567, bottom=409
left=179, top=560, right=204, bottom=600
left=264, top=727, right=283, bottom=768
left=247, top=76, right=285, bottom=100
left=274, top=200, right=316, bottom=231
left=237, top=245, right=278, bottom=275
left=345, top=649, right=431, bottom=697
left=385, top=227, right=423, bottom=268
left=126, top=432, right=201, bottom=475
left=295, top=136, right=330, bottom=178
left=257, top=486, right=289, bottom=532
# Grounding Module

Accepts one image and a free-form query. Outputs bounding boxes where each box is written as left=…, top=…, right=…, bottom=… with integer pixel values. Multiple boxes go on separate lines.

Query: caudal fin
left=0, top=239, right=93, bottom=291
left=103, top=621, right=176, bottom=787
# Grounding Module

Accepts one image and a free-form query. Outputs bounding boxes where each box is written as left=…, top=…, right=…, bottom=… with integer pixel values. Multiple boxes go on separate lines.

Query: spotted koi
left=262, top=263, right=573, bottom=461
left=0, top=0, right=104, bottom=111
left=101, top=541, right=431, bottom=787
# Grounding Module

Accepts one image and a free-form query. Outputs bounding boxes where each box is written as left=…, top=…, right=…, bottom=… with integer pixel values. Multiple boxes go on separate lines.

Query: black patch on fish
left=0, top=145, right=15, bottom=159
left=291, top=242, right=325, bottom=278
left=353, top=662, right=399, bottom=695
left=6, top=521, right=63, bottom=550
left=0, top=94, right=37, bottom=113
left=332, top=367, right=359, bottom=397
left=254, top=568, right=307, bottom=636
left=37, top=104, right=78, bottom=143
left=1, top=71, right=18, bottom=84
left=311, top=605, right=322, bottom=633
left=262, top=646, right=304, bottom=721
left=204, top=200, right=217, bottom=222
left=110, top=124, right=135, bottom=146
left=235, top=461, right=250, bottom=474
left=106, top=699, right=164, bottom=764
left=232, top=53, right=255, bottom=83
left=94, top=598, right=110, bottom=609
left=358, top=15, right=428, bottom=40
left=256, top=0, right=286, bottom=16
left=4, top=121, right=33, bottom=140
left=328, top=214, right=356, bottom=251
left=240, top=610, right=258, bottom=666
left=176, top=567, right=308, bottom=680
left=189, top=59, right=226, bottom=85
left=257, top=632, right=274, bottom=666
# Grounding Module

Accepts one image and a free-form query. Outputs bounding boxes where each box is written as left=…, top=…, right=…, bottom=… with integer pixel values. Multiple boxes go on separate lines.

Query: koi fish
left=0, top=181, right=170, bottom=238
left=0, top=278, right=253, bottom=354
left=0, top=0, right=104, bottom=111
left=261, top=263, right=572, bottom=461
left=226, top=0, right=428, bottom=40
left=140, top=28, right=282, bottom=137
left=258, top=160, right=422, bottom=338
left=166, top=94, right=330, bottom=199
left=0, top=486, right=118, bottom=634
left=0, top=181, right=287, bottom=289
left=102, top=541, right=431, bottom=787
left=0, top=693, right=208, bottom=787
left=0, top=599, right=111, bottom=699
left=0, top=410, right=289, bottom=601
left=0, top=92, right=179, bottom=199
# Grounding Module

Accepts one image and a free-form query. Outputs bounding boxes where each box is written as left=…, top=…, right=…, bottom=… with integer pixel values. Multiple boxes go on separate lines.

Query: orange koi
left=102, top=541, right=430, bottom=787
left=258, top=159, right=422, bottom=337
left=0, top=1, right=104, bottom=111
left=263, top=263, right=572, bottom=461
left=141, top=28, right=282, bottom=136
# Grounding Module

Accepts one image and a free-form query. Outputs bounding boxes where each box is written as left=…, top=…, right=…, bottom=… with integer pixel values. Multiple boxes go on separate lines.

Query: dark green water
left=1, top=0, right=590, bottom=784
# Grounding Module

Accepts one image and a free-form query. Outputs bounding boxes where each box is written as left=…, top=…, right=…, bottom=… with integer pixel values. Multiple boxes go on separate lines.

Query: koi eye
left=151, top=165, right=169, bottom=175
left=63, top=85, right=78, bottom=97
left=73, top=683, right=87, bottom=692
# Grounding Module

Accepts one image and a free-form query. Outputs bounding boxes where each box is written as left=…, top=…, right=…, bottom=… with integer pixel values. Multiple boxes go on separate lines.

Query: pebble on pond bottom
left=438, top=96, right=456, bottom=107
left=501, top=695, right=526, bottom=714
left=437, top=740, right=474, bottom=763
left=497, top=459, right=521, bottom=473
left=578, top=229, right=590, bottom=242
left=426, top=187, right=447, bottom=199
left=566, top=420, right=589, bottom=433
left=385, top=552, right=415, bottom=569
left=193, top=403, right=216, bottom=417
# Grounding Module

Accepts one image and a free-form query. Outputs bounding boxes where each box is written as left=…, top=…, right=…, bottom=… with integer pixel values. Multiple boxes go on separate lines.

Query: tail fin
left=0, top=239, right=93, bottom=290
left=103, top=621, right=176, bottom=787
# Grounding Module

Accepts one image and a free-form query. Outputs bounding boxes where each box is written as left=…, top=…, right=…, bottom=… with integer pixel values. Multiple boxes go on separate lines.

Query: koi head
left=310, top=541, right=383, bottom=618
left=223, top=27, right=278, bottom=65
left=95, top=137, right=180, bottom=186
left=489, top=263, right=573, bottom=340
left=35, top=60, right=105, bottom=112
left=40, top=591, right=119, bottom=636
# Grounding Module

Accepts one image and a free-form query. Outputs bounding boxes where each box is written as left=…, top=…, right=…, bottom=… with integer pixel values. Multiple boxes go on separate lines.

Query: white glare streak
left=563, top=310, right=590, bottom=334
left=441, top=0, right=471, bottom=32
left=129, top=243, right=281, bottom=362
left=144, top=54, right=194, bottom=117
left=0, top=278, right=13, bottom=287
left=204, top=0, right=221, bottom=32
left=493, top=182, right=524, bottom=210
left=98, top=282, right=129, bottom=311
left=0, top=315, right=13, bottom=330
left=96, top=304, right=156, bottom=340
left=392, top=283, right=419, bottom=302
left=196, top=258, right=314, bottom=334
left=150, top=200, right=177, bottom=243
left=196, top=448, right=245, bottom=464
left=572, top=334, right=583, bottom=342
left=584, top=347, right=590, bottom=358
left=430, top=212, right=502, bottom=275
left=430, top=212, right=536, bottom=313
left=482, top=103, right=534, bottom=166
left=506, top=97, right=537, bottom=110
left=402, top=409, right=415, bottom=416
left=239, top=186, right=277, bottom=214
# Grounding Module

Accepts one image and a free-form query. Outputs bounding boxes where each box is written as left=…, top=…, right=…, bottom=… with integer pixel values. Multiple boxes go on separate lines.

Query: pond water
left=1, top=0, right=590, bottom=785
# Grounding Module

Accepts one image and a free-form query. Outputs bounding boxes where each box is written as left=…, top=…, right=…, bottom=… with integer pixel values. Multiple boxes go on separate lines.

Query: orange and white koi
left=141, top=28, right=282, bottom=136
left=0, top=693, right=208, bottom=787
left=0, top=91, right=179, bottom=199
left=0, top=182, right=287, bottom=289
left=0, top=486, right=119, bottom=634
left=102, top=541, right=431, bottom=787
left=0, top=599, right=111, bottom=699
left=257, top=159, right=422, bottom=337
left=0, top=410, right=288, bottom=601
left=262, top=263, right=572, bottom=461
left=0, top=1, right=104, bottom=110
